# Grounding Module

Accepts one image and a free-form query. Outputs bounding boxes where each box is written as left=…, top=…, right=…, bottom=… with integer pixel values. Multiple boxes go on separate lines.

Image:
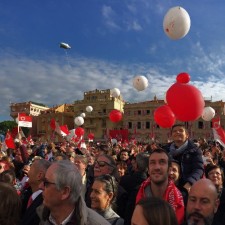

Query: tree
left=0, top=121, right=29, bottom=137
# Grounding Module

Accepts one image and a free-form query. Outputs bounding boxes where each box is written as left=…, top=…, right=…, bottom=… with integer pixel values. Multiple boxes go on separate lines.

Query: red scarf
left=136, top=178, right=184, bottom=225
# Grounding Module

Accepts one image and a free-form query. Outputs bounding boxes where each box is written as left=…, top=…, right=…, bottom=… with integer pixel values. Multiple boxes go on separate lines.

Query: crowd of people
left=0, top=123, right=225, bottom=225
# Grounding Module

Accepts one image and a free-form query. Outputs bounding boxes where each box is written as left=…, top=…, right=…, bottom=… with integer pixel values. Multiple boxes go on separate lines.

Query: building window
left=137, top=122, right=141, bottom=129
left=146, top=122, right=150, bottom=129
left=128, top=122, right=132, bottom=129
left=138, top=110, right=141, bottom=115
left=146, top=110, right=150, bottom=115
left=198, top=121, right=204, bottom=129
left=102, top=119, right=106, bottom=128
left=103, top=109, right=106, bottom=114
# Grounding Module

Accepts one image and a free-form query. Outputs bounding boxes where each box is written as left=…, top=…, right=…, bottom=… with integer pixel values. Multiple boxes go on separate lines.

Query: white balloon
left=80, top=113, right=86, bottom=118
left=15, top=117, right=18, bottom=124
left=202, top=107, right=215, bottom=121
left=133, top=75, right=149, bottom=91
left=163, top=6, right=191, bottom=40
left=111, top=88, right=120, bottom=98
left=74, top=116, right=84, bottom=126
left=86, top=106, right=93, bottom=112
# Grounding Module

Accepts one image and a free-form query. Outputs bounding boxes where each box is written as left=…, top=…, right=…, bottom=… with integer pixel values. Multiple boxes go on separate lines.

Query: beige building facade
left=9, top=90, right=225, bottom=143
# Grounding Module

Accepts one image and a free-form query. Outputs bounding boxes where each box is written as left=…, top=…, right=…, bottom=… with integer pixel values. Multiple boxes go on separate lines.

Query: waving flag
left=5, top=130, right=15, bottom=149
left=212, top=117, right=225, bottom=148
left=60, top=125, right=70, bottom=137
left=18, top=114, right=32, bottom=128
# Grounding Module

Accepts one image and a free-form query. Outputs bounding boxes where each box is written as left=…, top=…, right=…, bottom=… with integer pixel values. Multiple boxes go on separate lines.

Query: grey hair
left=52, top=160, right=82, bottom=204
left=136, top=152, right=149, bottom=172
left=35, top=159, right=51, bottom=172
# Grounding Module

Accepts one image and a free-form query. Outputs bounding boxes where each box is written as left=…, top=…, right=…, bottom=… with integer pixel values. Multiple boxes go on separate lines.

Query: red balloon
left=176, top=72, right=190, bottom=84
left=166, top=83, right=205, bottom=121
left=109, top=110, right=123, bottom=123
left=154, top=105, right=176, bottom=128
left=75, top=127, right=85, bottom=136
left=88, top=133, right=95, bottom=139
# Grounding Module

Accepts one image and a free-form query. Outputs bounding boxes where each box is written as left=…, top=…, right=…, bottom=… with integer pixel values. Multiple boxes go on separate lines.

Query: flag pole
left=17, top=113, right=19, bottom=134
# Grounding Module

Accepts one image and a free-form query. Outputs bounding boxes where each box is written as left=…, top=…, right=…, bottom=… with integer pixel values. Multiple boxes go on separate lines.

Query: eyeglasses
left=95, top=160, right=113, bottom=168
left=208, top=171, right=222, bottom=176
left=43, top=178, right=56, bottom=187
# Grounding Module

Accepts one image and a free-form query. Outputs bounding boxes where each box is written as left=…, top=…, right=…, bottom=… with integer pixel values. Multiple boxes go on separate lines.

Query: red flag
left=60, top=125, right=70, bottom=136
left=50, top=118, right=57, bottom=130
left=18, top=114, right=32, bottom=127
left=5, top=130, right=15, bottom=149
left=212, top=117, right=225, bottom=148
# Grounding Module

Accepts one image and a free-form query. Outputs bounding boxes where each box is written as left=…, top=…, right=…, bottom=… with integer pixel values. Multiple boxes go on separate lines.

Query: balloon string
left=64, top=49, right=71, bottom=69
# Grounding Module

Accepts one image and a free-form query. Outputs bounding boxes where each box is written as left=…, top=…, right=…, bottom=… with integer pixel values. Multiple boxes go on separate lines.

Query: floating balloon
left=154, top=105, right=176, bottom=128
left=166, top=82, right=205, bottom=121
left=80, top=113, right=86, bottom=118
left=111, top=88, right=120, bottom=98
left=75, top=127, right=85, bottom=136
left=202, top=107, right=215, bottom=121
left=163, top=6, right=191, bottom=40
left=176, top=72, right=190, bottom=84
left=86, top=106, right=93, bottom=112
left=109, top=110, right=123, bottom=123
left=133, top=75, right=149, bottom=91
left=88, top=133, right=95, bottom=140
left=74, top=116, right=84, bottom=126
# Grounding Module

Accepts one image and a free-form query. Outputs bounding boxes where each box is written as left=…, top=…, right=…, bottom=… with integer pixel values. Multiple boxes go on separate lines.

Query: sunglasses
left=95, top=160, right=113, bottom=168
left=43, top=178, right=56, bottom=188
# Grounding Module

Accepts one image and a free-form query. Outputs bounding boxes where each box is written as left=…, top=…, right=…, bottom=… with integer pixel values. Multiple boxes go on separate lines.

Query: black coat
left=119, top=171, right=148, bottom=225
left=20, top=193, right=43, bottom=225
left=212, top=188, right=225, bottom=225
left=164, top=140, right=204, bottom=186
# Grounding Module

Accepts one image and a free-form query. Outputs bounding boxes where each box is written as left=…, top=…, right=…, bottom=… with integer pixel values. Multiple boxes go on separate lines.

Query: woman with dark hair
left=132, top=197, right=178, bottom=225
left=85, top=154, right=128, bottom=219
left=91, top=174, right=124, bottom=225
left=0, top=182, right=22, bottom=225
left=205, top=164, right=225, bottom=224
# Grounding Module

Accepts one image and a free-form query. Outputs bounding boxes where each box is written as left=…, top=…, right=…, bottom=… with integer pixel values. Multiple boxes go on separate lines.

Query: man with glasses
left=37, top=160, right=110, bottom=225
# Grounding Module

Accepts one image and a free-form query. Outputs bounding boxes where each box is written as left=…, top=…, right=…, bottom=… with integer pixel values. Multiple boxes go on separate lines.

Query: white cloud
left=101, top=5, right=121, bottom=30
left=1, top=49, right=225, bottom=121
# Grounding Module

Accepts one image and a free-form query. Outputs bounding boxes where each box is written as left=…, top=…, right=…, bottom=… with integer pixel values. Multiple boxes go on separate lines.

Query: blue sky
left=1, top=0, right=225, bottom=122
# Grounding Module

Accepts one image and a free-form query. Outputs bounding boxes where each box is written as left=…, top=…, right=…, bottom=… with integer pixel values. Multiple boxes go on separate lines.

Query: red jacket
left=136, top=178, right=184, bottom=225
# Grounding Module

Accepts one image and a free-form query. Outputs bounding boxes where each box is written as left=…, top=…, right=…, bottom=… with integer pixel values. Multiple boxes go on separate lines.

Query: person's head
left=90, top=174, right=117, bottom=211
left=132, top=197, right=178, bottom=225
left=186, top=179, right=219, bottom=225
left=168, top=160, right=181, bottom=185
left=135, top=152, right=149, bottom=173
left=120, top=150, right=129, bottom=162
left=205, top=165, right=224, bottom=191
left=148, top=149, right=171, bottom=185
left=94, top=154, right=118, bottom=179
left=0, top=169, right=16, bottom=185
left=39, top=160, right=82, bottom=210
left=74, top=155, right=88, bottom=176
left=0, top=182, right=21, bottom=225
left=171, top=124, right=189, bottom=147
left=116, top=161, right=127, bottom=177
left=28, top=159, right=51, bottom=191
